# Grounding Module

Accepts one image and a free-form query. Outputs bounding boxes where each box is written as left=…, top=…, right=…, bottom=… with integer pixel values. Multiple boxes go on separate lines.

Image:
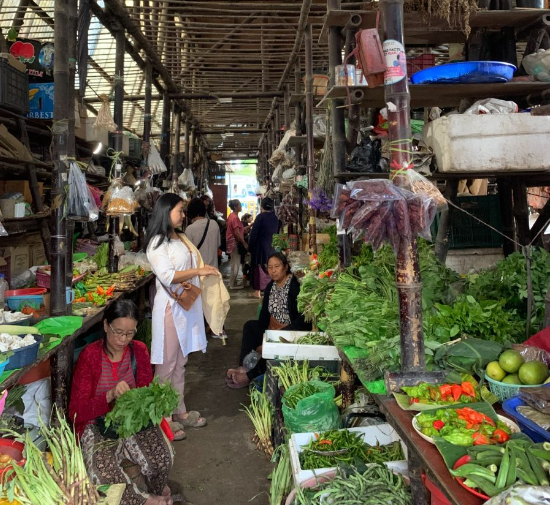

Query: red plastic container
left=453, top=455, right=490, bottom=501
left=422, top=472, right=451, bottom=505
left=5, top=288, right=47, bottom=297
left=0, top=438, right=25, bottom=484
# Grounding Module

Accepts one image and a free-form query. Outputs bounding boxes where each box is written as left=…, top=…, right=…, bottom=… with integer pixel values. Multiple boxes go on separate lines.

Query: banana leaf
left=393, top=374, right=498, bottom=411
left=434, top=338, right=504, bottom=375
left=419, top=401, right=499, bottom=420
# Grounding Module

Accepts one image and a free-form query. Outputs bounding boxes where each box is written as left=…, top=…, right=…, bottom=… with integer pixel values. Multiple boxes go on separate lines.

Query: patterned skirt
left=81, top=423, right=174, bottom=505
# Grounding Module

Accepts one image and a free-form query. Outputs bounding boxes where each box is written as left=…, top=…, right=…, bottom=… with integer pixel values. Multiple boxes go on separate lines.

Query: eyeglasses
left=108, top=323, right=137, bottom=339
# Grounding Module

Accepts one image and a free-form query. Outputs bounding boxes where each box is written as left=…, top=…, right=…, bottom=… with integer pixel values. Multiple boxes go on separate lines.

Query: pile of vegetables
left=84, top=265, right=147, bottom=292
left=74, top=282, right=115, bottom=307
left=295, top=333, right=333, bottom=346
left=2, top=407, right=99, bottom=505
left=271, top=361, right=336, bottom=392
left=282, top=382, right=323, bottom=410
left=299, top=429, right=404, bottom=470
left=242, top=386, right=274, bottom=459
left=104, top=378, right=179, bottom=438
left=269, top=445, right=293, bottom=505
left=295, top=464, right=411, bottom=505
left=317, top=226, right=338, bottom=271
left=451, top=440, right=550, bottom=497
left=403, top=381, right=480, bottom=406
left=415, top=407, right=512, bottom=446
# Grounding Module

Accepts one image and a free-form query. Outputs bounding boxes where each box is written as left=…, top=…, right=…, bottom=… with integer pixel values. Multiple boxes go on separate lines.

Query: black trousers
left=239, top=319, right=267, bottom=381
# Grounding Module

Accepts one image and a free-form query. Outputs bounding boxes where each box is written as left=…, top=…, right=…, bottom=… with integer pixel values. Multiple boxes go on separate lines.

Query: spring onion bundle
left=271, top=360, right=335, bottom=392
left=242, top=388, right=274, bottom=459
left=269, top=444, right=293, bottom=505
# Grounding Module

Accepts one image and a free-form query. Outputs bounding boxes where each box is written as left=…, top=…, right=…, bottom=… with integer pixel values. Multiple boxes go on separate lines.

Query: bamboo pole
left=160, top=93, right=171, bottom=168
left=381, top=0, right=425, bottom=376
left=305, top=24, right=317, bottom=254
left=190, top=126, right=196, bottom=171
left=184, top=120, right=191, bottom=169
left=173, top=106, right=181, bottom=185
left=284, top=84, right=291, bottom=129
left=108, top=27, right=125, bottom=274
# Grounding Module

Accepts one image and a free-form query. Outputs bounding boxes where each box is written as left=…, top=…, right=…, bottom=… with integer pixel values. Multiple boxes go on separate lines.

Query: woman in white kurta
left=146, top=193, right=220, bottom=430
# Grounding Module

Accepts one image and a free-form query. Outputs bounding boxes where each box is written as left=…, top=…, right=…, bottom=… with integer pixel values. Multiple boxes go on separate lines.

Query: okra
left=464, top=474, right=505, bottom=497
left=495, top=446, right=510, bottom=489
left=527, top=448, right=549, bottom=486
left=529, top=446, right=551, bottom=461
left=450, top=465, right=496, bottom=484
left=516, top=467, right=538, bottom=486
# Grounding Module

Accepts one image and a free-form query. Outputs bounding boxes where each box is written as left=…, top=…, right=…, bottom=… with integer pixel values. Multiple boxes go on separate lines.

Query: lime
left=486, top=361, right=506, bottom=382
left=518, top=361, right=549, bottom=385
left=502, top=374, right=522, bottom=385
left=499, top=350, right=525, bottom=374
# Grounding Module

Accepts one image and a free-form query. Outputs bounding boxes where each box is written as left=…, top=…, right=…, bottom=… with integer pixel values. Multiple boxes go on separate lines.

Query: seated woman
left=226, top=252, right=311, bottom=389
left=69, top=299, right=183, bottom=505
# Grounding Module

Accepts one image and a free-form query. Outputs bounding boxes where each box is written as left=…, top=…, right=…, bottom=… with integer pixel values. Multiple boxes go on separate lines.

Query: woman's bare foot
left=226, top=370, right=250, bottom=389
left=145, top=494, right=172, bottom=505
left=226, top=366, right=246, bottom=378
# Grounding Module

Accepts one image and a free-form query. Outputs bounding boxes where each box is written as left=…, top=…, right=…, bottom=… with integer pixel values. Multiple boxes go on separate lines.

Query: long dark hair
left=145, top=193, right=184, bottom=250
left=268, top=251, right=292, bottom=274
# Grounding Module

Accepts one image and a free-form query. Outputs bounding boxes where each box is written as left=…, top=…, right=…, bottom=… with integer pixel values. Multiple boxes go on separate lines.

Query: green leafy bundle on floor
left=104, top=378, right=179, bottom=438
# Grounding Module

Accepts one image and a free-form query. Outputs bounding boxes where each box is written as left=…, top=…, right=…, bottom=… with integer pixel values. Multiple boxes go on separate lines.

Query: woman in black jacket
left=226, top=252, right=311, bottom=388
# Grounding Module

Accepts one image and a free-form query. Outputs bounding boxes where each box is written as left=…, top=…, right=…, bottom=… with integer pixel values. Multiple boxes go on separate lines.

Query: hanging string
left=106, top=148, right=124, bottom=181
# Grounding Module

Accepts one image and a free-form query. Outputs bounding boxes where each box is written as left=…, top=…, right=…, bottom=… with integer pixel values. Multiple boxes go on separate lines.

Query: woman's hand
left=198, top=265, right=219, bottom=277
left=107, top=381, right=131, bottom=403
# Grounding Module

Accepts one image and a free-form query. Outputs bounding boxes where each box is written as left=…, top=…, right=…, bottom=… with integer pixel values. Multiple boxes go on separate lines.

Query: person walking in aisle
left=226, top=199, right=248, bottom=290
left=248, top=197, right=280, bottom=298
left=146, top=193, right=229, bottom=430
left=185, top=198, right=220, bottom=269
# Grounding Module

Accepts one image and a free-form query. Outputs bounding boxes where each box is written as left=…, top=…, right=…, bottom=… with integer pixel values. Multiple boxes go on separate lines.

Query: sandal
left=168, top=421, right=187, bottom=441
left=173, top=411, right=207, bottom=428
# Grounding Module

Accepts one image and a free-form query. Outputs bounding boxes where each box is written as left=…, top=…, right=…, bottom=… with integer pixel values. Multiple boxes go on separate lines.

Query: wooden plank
left=319, top=8, right=550, bottom=44
left=318, top=82, right=550, bottom=109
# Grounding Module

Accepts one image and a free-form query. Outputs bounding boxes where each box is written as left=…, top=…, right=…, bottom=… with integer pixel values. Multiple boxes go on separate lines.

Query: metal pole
left=305, top=25, right=317, bottom=253
left=184, top=120, right=191, bottom=169
left=108, top=27, right=125, bottom=274
left=381, top=0, right=425, bottom=374
left=172, top=106, right=181, bottom=185
left=51, top=0, right=70, bottom=415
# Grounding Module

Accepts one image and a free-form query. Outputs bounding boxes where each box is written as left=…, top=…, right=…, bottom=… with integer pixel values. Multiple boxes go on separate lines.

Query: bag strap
left=196, top=219, right=211, bottom=251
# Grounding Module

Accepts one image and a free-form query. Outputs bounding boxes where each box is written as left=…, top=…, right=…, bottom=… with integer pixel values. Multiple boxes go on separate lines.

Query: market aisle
left=168, top=288, right=272, bottom=505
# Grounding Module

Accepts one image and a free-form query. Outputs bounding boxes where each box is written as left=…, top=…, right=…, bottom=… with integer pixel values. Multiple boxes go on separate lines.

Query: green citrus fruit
left=502, top=374, right=522, bottom=385
left=486, top=361, right=506, bottom=382
left=518, top=361, right=549, bottom=385
left=499, top=350, right=525, bottom=374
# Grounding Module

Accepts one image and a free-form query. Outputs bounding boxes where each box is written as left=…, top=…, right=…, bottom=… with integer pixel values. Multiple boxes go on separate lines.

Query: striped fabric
left=95, top=347, right=136, bottom=397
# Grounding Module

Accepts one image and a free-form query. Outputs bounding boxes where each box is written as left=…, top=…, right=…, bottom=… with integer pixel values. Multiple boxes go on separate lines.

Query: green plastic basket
left=484, top=374, right=543, bottom=402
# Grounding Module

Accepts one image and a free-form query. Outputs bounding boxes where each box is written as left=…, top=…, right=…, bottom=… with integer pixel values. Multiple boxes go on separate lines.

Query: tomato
left=492, top=429, right=510, bottom=444
left=472, top=432, right=491, bottom=446
left=433, top=420, right=445, bottom=431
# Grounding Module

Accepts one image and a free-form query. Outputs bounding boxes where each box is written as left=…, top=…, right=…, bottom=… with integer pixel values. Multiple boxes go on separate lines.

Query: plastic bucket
left=0, top=438, right=25, bottom=484
left=6, top=335, right=44, bottom=370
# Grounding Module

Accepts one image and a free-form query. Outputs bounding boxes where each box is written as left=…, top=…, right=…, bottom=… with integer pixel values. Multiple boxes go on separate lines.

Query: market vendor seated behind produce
left=226, top=252, right=311, bottom=388
left=69, top=299, right=181, bottom=505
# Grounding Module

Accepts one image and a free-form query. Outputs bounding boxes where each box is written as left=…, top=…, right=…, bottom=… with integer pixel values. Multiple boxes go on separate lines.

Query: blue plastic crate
left=502, top=387, right=550, bottom=443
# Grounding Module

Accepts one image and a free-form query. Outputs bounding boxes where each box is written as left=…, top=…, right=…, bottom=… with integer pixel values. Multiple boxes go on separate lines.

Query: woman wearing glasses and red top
left=69, top=300, right=177, bottom=505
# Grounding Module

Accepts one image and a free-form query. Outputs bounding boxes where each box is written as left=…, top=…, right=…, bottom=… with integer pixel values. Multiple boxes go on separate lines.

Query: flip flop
left=168, top=421, right=187, bottom=441
left=173, top=411, right=207, bottom=428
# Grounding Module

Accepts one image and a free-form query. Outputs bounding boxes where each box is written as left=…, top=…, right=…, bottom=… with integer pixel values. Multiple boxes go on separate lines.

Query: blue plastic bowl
left=6, top=294, right=44, bottom=311
left=411, top=61, right=517, bottom=84
left=0, top=360, right=8, bottom=380
left=5, top=335, right=44, bottom=371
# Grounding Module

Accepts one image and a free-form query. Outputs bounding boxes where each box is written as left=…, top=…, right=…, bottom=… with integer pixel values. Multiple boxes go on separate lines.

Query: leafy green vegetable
left=92, top=243, right=109, bottom=269
left=317, top=226, right=338, bottom=271
left=297, top=272, right=333, bottom=324
left=433, top=338, right=504, bottom=375
left=104, top=377, right=179, bottom=438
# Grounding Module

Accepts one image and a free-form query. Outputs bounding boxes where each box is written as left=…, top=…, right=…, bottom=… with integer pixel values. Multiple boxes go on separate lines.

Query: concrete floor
left=168, top=286, right=272, bottom=505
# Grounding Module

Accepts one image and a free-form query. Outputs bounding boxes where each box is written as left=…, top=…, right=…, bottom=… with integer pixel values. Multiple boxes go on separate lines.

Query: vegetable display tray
left=6, top=335, right=44, bottom=370
left=288, top=424, right=408, bottom=485
left=411, top=61, right=516, bottom=84
left=262, top=330, right=340, bottom=362
left=502, top=391, right=550, bottom=443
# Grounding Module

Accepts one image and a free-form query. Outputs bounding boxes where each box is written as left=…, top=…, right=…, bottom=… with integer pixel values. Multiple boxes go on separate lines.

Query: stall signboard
left=8, top=39, right=55, bottom=83
left=28, top=83, right=54, bottom=119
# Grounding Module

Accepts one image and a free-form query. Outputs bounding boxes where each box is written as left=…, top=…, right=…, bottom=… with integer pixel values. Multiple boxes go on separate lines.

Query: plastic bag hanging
left=67, top=161, right=99, bottom=222
left=93, top=94, right=117, bottom=132
left=147, top=143, right=167, bottom=175
left=106, top=182, right=139, bottom=216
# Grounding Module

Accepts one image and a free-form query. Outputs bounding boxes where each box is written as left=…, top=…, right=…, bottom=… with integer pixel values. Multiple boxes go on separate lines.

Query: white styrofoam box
left=423, top=113, right=550, bottom=173
left=289, top=424, right=408, bottom=486
left=262, top=330, right=340, bottom=361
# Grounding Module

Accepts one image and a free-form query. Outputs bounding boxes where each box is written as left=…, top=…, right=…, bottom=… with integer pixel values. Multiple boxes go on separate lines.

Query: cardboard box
left=10, top=245, right=30, bottom=277
left=4, top=181, right=44, bottom=205
left=0, top=199, right=25, bottom=218
left=30, top=241, right=47, bottom=266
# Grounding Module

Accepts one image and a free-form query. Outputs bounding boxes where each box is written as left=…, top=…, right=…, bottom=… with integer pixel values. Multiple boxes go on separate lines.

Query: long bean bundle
left=2, top=407, right=99, bottom=505
left=295, top=464, right=411, bottom=505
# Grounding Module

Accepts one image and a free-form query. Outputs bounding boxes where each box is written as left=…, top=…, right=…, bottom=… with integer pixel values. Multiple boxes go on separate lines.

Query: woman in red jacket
left=69, top=299, right=180, bottom=505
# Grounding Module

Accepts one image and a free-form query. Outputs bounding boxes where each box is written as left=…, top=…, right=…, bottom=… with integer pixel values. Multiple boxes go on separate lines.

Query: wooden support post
left=327, top=0, right=346, bottom=176
left=529, top=199, right=549, bottom=247
left=51, top=0, right=71, bottom=414
left=183, top=120, right=191, bottom=169
left=339, top=359, right=356, bottom=409
left=305, top=24, right=317, bottom=254
left=284, top=84, right=291, bottom=129
left=172, top=106, right=181, bottom=185
left=160, top=93, right=171, bottom=168
left=498, top=179, right=516, bottom=257
left=108, top=27, right=125, bottom=274
left=294, top=59, right=303, bottom=167
left=190, top=126, right=196, bottom=170
left=513, top=177, right=530, bottom=247
left=434, top=180, right=459, bottom=263
left=381, top=0, right=427, bottom=384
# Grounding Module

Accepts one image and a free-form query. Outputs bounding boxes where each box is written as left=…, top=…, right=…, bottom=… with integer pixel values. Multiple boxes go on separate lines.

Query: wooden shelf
left=319, top=8, right=550, bottom=44
left=288, top=92, right=306, bottom=107
left=2, top=211, right=51, bottom=235
left=317, top=81, right=550, bottom=109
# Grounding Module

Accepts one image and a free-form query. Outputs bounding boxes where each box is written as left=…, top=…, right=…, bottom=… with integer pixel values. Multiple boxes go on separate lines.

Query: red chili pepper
left=472, top=432, right=491, bottom=446
left=461, top=382, right=476, bottom=398
left=411, top=397, right=419, bottom=404
left=97, top=285, right=105, bottom=296
left=433, top=420, right=445, bottom=431
left=319, top=440, right=333, bottom=445
left=492, top=429, right=509, bottom=444
left=439, top=384, right=452, bottom=400
left=451, top=384, right=463, bottom=401
left=484, top=415, right=495, bottom=426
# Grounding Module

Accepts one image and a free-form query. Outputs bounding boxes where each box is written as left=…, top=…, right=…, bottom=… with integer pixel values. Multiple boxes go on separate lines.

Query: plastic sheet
left=484, top=485, right=550, bottom=505
left=518, top=385, right=550, bottom=414
left=147, top=143, right=167, bottom=175
left=67, top=162, right=99, bottom=222
left=463, top=98, right=518, bottom=115
left=106, top=181, right=139, bottom=216
left=407, top=169, right=448, bottom=210
left=522, top=49, right=550, bottom=83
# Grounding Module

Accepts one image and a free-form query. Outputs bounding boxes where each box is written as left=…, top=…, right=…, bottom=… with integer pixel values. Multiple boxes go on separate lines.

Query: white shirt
left=146, top=235, right=207, bottom=364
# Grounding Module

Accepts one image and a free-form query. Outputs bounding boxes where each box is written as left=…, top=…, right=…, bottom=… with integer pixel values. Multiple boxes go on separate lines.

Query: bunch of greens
left=295, top=332, right=333, bottom=346
left=92, top=242, right=109, bottom=269
left=318, top=226, right=338, bottom=271
left=282, top=382, right=326, bottom=410
left=466, top=248, right=550, bottom=335
left=269, top=444, right=293, bottom=505
left=296, top=272, right=333, bottom=324
left=271, top=360, right=336, bottom=392
left=104, top=378, right=179, bottom=438
left=432, top=338, right=504, bottom=375
left=424, top=295, right=526, bottom=344
left=242, top=386, right=274, bottom=459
